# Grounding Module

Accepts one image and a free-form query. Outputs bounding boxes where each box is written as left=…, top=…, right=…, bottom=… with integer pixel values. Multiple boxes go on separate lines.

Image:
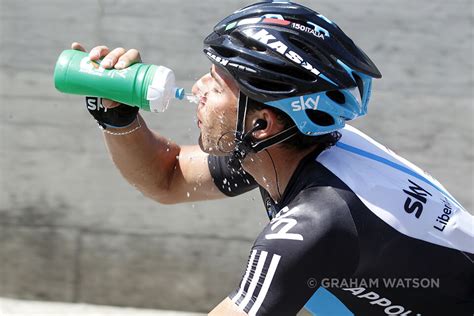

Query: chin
left=198, top=135, right=230, bottom=156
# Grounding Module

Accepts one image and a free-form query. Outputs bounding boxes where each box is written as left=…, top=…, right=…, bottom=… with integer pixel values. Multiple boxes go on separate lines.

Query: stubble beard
left=198, top=132, right=232, bottom=156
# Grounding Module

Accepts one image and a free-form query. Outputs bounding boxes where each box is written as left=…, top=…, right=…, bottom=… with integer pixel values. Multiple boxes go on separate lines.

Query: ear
left=249, top=109, right=284, bottom=140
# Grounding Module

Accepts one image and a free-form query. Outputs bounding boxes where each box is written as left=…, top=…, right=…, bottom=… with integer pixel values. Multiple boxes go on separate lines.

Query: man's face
left=192, top=65, right=239, bottom=155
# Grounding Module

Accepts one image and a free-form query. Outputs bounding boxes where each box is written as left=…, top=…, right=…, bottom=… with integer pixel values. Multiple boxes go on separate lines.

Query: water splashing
left=186, top=94, right=199, bottom=104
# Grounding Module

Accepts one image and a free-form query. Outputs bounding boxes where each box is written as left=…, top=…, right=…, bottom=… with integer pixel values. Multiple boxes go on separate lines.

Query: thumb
left=71, top=42, right=86, bottom=52
left=102, top=99, right=122, bottom=109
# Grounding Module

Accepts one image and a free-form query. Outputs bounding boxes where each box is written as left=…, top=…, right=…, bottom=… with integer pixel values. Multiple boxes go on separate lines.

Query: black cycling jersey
left=208, top=126, right=474, bottom=316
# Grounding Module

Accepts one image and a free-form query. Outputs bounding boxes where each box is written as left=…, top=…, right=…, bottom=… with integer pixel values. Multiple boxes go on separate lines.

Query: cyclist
left=73, top=1, right=473, bottom=315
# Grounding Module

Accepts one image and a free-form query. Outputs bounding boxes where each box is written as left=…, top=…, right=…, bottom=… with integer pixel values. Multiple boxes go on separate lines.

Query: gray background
left=0, top=0, right=472, bottom=313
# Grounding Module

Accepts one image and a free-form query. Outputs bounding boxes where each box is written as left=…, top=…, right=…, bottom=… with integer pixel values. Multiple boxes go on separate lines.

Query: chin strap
left=228, top=93, right=298, bottom=171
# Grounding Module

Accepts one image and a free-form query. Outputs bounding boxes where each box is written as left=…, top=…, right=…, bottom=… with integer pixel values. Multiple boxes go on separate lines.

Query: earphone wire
left=265, top=149, right=282, bottom=201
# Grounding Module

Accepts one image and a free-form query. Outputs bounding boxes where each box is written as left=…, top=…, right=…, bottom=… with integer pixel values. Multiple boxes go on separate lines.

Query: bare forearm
left=103, top=115, right=179, bottom=201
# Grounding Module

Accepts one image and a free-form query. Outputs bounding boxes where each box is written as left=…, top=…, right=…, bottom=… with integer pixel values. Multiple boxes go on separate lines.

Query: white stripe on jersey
left=248, top=254, right=281, bottom=316
left=238, top=251, right=268, bottom=310
left=231, top=249, right=257, bottom=303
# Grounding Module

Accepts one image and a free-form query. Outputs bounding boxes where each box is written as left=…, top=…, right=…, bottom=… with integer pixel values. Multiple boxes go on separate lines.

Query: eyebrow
left=210, top=67, right=225, bottom=87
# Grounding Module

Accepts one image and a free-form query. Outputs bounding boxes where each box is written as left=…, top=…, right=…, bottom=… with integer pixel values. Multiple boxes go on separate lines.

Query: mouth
left=196, top=113, right=203, bottom=129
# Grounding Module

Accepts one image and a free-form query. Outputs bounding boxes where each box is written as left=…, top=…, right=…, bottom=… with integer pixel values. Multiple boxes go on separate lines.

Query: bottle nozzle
left=174, top=87, right=185, bottom=100
left=173, top=87, right=199, bottom=104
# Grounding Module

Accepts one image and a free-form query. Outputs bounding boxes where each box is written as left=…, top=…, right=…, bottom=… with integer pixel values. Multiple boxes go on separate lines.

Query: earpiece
left=253, top=119, right=268, bottom=131
left=242, top=119, right=267, bottom=141
left=229, top=119, right=268, bottom=170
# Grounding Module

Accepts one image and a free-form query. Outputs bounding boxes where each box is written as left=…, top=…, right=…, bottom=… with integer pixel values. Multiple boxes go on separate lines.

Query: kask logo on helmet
left=243, top=28, right=321, bottom=76
left=206, top=51, right=256, bottom=73
left=206, top=51, right=229, bottom=67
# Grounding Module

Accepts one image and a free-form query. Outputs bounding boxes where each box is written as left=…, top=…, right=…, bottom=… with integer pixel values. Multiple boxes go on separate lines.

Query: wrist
left=101, top=116, right=142, bottom=136
left=86, top=97, right=139, bottom=129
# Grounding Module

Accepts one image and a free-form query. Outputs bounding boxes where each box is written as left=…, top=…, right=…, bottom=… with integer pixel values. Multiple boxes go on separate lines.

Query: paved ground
left=0, top=298, right=205, bottom=316
left=0, top=0, right=472, bottom=313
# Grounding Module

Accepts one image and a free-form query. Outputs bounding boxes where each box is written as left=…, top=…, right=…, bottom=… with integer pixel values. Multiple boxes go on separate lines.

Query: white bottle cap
left=147, top=66, right=177, bottom=113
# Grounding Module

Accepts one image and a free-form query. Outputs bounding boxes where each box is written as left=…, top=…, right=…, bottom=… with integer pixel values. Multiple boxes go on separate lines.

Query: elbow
left=140, top=186, right=187, bottom=205
left=142, top=190, right=180, bottom=205
left=155, top=195, right=180, bottom=205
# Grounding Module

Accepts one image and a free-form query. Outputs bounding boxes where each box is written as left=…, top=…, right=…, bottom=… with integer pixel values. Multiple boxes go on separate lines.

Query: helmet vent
left=246, top=78, right=294, bottom=93
left=305, top=109, right=335, bottom=127
left=288, top=36, right=332, bottom=67
left=234, top=31, right=267, bottom=52
left=352, top=72, right=364, bottom=99
left=325, top=90, right=345, bottom=104
left=259, top=62, right=314, bottom=81
left=211, top=45, right=239, bottom=58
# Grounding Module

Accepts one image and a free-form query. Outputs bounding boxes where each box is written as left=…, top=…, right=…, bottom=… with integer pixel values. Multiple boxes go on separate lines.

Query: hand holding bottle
left=70, top=42, right=142, bottom=110
left=55, top=43, right=187, bottom=112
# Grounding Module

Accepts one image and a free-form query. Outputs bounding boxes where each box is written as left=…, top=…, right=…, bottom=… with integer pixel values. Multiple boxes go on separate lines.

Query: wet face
left=192, top=65, right=239, bottom=155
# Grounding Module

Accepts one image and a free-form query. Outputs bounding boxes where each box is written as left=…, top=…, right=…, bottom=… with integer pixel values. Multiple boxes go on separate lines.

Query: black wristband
left=85, top=97, right=139, bottom=129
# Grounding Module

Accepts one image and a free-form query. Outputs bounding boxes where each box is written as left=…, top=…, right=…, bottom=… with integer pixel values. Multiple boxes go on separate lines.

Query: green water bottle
left=54, top=49, right=189, bottom=112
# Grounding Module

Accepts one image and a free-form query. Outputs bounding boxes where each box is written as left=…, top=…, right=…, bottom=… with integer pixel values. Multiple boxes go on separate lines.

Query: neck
left=242, top=145, right=317, bottom=202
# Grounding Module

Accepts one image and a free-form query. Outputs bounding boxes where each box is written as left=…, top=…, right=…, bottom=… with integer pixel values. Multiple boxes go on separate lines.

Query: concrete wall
left=0, top=0, right=472, bottom=313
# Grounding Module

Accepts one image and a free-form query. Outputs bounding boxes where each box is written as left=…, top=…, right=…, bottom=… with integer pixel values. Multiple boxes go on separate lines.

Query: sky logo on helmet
left=291, top=95, right=320, bottom=111
left=243, top=28, right=321, bottom=76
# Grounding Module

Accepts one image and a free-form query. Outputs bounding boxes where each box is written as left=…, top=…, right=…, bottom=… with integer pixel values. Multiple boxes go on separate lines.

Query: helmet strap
left=228, top=93, right=298, bottom=170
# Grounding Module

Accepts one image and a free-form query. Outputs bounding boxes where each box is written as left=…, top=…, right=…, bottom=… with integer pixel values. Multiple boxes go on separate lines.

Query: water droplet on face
left=193, top=186, right=197, bottom=191
left=186, top=192, right=190, bottom=198
left=166, top=148, right=170, bottom=152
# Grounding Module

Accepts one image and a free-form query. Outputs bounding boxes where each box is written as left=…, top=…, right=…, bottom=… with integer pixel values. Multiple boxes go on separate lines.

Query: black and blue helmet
left=204, top=0, right=382, bottom=136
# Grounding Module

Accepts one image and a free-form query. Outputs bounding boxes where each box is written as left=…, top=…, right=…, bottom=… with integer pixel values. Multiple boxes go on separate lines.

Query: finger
left=101, top=99, right=121, bottom=109
left=71, top=42, right=86, bottom=52
left=115, top=48, right=142, bottom=69
left=100, top=47, right=126, bottom=69
left=89, top=45, right=110, bottom=61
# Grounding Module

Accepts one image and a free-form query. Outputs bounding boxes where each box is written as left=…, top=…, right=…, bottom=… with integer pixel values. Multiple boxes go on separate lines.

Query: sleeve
left=208, top=154, right=258, bottom=197
left=228, top=187, right=360, bottom=316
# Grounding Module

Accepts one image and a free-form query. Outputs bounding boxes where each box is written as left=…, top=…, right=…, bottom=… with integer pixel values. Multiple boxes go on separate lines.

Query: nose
left=192, top=73, right=213, bottom=95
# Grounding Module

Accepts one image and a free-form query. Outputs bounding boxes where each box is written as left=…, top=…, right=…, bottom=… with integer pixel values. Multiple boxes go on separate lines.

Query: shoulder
left=255, top=186, right=360, bottom=272
left=229, top=186, right=361, bottom=316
